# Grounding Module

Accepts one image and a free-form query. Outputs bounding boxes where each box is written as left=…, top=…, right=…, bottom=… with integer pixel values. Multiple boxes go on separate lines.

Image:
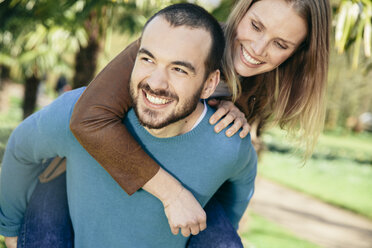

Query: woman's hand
left=208, top=99, right=250, bottom=138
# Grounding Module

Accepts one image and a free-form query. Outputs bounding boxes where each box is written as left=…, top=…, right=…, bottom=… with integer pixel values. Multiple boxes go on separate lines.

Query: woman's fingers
left=209, top=105, right=228, bottom=125
left=208, top=100, right=250, bottom=137
left=239, top=122, right=251, bottom=138
left=214, top=113, right=237, bottom=133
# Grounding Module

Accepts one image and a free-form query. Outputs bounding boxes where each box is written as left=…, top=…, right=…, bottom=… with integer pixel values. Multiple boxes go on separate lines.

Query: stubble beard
left=130, top=80, right=204, bottom=129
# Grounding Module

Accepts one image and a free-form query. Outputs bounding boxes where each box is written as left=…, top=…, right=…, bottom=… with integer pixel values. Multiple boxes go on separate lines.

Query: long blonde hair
left=222, top=0, right=331, bottom=159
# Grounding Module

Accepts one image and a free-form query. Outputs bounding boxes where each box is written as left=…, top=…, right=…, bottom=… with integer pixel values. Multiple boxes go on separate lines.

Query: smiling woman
left=233, top=0, right=308, bottom=77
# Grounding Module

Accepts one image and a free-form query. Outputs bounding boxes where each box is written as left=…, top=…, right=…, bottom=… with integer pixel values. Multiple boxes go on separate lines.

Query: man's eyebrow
left=138, top=48, right=155, bottom=59
left=252, top=12, right=296, bottom=46
left=171, top=61, right=196, bottom=74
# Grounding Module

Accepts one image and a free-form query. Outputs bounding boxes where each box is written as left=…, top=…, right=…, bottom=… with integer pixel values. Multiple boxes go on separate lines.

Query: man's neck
left=144, top=102, right=205, bottom=138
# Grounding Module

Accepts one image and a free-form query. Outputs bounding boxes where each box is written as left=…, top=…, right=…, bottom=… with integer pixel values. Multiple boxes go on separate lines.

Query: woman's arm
left=70, top=40, right=158, bottom=195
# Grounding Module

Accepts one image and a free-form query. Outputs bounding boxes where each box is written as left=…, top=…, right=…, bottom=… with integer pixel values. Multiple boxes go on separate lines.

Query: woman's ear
left=200, top=70, right=220, bottom=99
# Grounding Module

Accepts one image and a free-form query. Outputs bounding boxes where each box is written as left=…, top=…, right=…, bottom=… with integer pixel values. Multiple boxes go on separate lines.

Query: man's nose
left=147, top=67, right=169, bottom=90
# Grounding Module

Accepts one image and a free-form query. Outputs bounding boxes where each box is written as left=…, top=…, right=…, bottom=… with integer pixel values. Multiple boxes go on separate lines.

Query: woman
left=7, top=0, right=330, bottom=247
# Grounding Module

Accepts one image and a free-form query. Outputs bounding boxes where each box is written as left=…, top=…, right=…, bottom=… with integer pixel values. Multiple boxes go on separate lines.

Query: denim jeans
left=17, top=173, right=73, bottom=248
left=19, top=171, right=242, bottom=248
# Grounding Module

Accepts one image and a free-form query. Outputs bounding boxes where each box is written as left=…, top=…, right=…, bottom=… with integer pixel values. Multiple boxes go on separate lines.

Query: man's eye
left=174, top=67, right=188, bottom=74
left=142, top=57, right=153, bottom=63
left=251, top=21, right=260, bottom=31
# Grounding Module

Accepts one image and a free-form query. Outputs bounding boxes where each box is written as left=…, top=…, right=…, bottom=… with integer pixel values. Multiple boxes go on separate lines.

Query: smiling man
left=0, top=4, right=257, bottom=247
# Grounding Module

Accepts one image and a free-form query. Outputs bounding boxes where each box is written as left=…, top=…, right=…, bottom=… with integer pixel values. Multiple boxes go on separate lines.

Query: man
left=0, top=4, right=257, bottom=247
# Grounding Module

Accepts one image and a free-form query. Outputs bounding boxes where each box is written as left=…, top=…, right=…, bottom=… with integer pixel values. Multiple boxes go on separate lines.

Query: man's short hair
left=143, top=3, right=225, bottom=79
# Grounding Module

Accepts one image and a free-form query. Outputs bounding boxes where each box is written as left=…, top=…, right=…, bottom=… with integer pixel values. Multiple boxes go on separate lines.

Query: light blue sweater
left=0, top=88, right=257, bottom=247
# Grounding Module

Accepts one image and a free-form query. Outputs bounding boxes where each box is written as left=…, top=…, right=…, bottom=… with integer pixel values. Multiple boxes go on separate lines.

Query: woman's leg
left=187, top=197, right=243, bottom=248
left=17, top=172, right=73, bottom=248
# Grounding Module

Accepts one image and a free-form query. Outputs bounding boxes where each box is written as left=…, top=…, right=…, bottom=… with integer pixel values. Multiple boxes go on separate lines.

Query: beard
left=130, top=81, right=204, bottom=129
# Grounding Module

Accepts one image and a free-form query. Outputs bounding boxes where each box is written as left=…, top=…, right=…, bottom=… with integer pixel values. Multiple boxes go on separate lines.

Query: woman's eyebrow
left=251, top=12, right=297, bottom=46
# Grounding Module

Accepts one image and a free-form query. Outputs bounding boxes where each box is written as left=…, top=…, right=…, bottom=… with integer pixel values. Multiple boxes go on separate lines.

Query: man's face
left=130, top=16, right=212, bottom=129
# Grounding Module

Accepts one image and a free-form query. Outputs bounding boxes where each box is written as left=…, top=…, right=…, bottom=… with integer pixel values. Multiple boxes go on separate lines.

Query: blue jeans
left=17, top=172, right=73, bottom=248
left=19, top=172, right=242, bottom=248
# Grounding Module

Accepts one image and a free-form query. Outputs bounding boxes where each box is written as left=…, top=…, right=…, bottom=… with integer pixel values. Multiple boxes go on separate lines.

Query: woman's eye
left=251, top=21, right=260, bottom=31
left=275, top=41, right=287, bottom=50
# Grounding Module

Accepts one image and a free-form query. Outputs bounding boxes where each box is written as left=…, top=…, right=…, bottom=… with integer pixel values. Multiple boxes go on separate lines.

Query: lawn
left=240, top=211, right=321, bottom=248
left=260, top=128, right=372, bottom=219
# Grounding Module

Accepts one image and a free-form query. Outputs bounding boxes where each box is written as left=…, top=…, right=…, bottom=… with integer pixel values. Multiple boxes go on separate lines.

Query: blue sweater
left=0, top=88, right=257, bottom=247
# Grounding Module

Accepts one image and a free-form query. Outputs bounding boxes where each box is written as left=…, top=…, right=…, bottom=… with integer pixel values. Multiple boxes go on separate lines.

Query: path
left=246, top=177, right=372, bottom=248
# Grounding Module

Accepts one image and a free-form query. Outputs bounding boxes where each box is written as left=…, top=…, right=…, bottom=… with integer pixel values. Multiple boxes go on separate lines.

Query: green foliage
left=210, top=0, right=236, bottom=22
left=325, top=49, right=372, bottom=130
left=0, top=96, right=22, bottom=165
left=334, top=0, right=372, bottom=69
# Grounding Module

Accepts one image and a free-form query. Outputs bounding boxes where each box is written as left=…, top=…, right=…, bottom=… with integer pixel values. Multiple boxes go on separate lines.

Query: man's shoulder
left=204, top=106, right=252, bottom=146
left=203, top=105, right=255, bottom=157
left=56, top=87, right=85, bottom=105
left=44, top=87, right=85, bottom=117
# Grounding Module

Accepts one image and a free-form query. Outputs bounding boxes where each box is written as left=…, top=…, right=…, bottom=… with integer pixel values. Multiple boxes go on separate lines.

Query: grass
left=260, top=128, right=372, bottom=219
left=0, top=236, right=4, bottom=248
left=240, top=211, right=321, bottom=248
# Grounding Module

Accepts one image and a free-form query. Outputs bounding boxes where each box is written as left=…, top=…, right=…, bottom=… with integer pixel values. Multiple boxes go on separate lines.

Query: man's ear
left=200, top=70, right=220, bottom=99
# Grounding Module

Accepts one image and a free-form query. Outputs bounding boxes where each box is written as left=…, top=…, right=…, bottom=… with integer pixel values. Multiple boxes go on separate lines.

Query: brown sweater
left=70, top=40, right=257, bottom=195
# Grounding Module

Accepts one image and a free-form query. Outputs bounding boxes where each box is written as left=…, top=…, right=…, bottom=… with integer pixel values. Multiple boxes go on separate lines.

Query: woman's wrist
left=142, top=167, right=184, bottom=204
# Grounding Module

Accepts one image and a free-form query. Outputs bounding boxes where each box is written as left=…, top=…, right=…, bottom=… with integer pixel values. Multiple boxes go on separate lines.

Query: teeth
left=146, top=93, right=170, bottom=105
left=242, top=46, right=262, bottom=65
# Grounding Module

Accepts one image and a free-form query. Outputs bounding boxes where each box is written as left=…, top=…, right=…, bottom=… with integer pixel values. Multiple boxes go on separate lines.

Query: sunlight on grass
left=240, top=212, right=321, bottom=248
left=260, top=129, right=372, bottom=219
left=0, top=236, right=4, bottom=248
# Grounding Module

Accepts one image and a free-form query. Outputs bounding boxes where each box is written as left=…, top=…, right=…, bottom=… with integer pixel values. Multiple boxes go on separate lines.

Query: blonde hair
left=222, top=0, right=331, bottom=159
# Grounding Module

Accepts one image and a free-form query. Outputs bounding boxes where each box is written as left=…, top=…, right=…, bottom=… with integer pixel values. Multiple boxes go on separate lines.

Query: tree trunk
left=72, top=12, right=101, bottom=89
left=23, top=74, right=40, bottom=119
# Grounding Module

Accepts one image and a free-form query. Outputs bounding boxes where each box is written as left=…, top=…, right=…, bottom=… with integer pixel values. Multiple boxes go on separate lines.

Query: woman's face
left=233, top=0, right=308, bottom=77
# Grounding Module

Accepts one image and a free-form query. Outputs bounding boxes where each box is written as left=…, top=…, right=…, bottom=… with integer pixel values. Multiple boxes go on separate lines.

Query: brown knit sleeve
left=70, top=39, right=160, bottom=195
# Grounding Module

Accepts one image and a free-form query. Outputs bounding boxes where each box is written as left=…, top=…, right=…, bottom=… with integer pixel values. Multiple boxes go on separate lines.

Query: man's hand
left=163, top=187, right=207, bottom=237
left=142, top=168, right=207, bottom=237
left=5, top=236, right=17, bottom=248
